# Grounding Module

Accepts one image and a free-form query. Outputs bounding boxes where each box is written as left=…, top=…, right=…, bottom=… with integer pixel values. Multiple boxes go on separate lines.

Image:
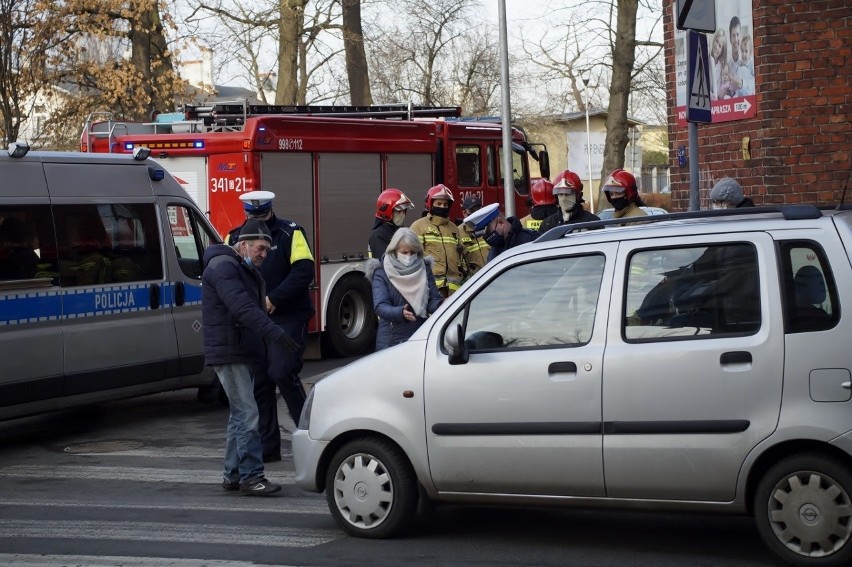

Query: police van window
left=624, top=244, right=760, bottom=341
left=168, top=205, right=214, bottom=279
left=780, top=241, right=838, bottom=333
left=448, top=255, right=605, bottom=351
left=0, top=205, right=58, bottom=286
left=455, top=146, right=481, bottom=187
left=53, top=204, right=162, bottom=286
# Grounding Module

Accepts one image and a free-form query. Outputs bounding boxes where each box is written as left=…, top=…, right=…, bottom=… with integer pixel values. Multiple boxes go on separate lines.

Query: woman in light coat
left=365, top=228, right=443, bottom=350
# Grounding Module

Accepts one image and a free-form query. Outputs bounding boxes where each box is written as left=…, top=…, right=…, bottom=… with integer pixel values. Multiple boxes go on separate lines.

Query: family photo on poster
left=675, top=0, right=757, bottom=124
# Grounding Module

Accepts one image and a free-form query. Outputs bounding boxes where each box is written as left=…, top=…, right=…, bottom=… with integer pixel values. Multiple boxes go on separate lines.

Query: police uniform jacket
left=201, top=244, right=291, bottom=365
left=229, top=215, right=315, bottom=323
left=409, top=213, right=465, bottom=293
left=487, top=216, right=537, bottom=262
left=538, top=207, right=601, bottom=235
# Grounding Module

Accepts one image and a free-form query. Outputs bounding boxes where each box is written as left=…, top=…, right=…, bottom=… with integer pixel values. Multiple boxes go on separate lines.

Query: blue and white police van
left=0, top=148, right=221, bottom=420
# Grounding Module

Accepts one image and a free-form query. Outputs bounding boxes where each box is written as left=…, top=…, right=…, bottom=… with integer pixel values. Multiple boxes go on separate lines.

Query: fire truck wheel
left=323, top=274, right=377, bottom=357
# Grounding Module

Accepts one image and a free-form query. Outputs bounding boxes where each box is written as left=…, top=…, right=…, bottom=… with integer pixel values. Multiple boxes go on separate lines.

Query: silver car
left=294, top=205, right=852, bottom=567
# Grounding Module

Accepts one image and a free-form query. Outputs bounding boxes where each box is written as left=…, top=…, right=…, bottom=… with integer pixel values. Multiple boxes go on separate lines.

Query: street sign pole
left=686, top=30, right=712, bottom=210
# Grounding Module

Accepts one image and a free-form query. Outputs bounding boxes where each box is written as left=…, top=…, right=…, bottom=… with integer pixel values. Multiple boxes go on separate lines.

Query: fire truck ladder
left=182, top=101, right=463, bottom=131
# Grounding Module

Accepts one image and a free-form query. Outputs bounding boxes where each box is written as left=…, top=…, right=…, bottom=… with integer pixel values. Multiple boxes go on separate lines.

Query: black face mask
left=484, top=230, right=505, bottom=248
left=430, top=206, right=450, bottom=218
left=610, top=197, right=629, bottom=211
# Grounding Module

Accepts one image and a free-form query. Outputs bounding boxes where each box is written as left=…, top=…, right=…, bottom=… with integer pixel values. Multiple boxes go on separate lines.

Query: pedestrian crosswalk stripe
left=0, top=465, right=294, bottom=484
left=0, top=520, right=338, bottom=548
left=0, top=496, right=329, bottom=515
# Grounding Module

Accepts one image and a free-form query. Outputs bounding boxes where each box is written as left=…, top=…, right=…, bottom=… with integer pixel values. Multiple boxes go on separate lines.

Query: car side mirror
left=539, top=150, right=550, bottom=180
left=445, top=323, right=469, bottom=365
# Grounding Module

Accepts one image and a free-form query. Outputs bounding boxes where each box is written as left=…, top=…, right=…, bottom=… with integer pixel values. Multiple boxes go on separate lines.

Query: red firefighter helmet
left=425, top=184, right=454, bottom=209
left=530, top=179, right=556, bottom=206
left=602, top=169, right=639, bottom=201
left=375, top=188, right=412, bottom=221
left=551, top=170, right=583, bottom=196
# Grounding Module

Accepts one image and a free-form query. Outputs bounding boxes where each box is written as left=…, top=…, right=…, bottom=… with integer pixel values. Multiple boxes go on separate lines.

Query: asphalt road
left=0, top=357, right=784, bottom=566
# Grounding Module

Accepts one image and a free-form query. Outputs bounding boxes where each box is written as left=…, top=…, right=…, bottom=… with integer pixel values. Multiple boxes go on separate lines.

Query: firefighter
left=368, top=188, right=413, bottom=259
left=457, top=196, right=490, bottom=278
left=410, top=184, right=465, bottom=297
left=520, top=179, right=559, bottom=232
left=227, top=190, right=315, bottom=463
left=538, top=169, right=600, bottom=234
left=602, top=169, right=648, bottom=218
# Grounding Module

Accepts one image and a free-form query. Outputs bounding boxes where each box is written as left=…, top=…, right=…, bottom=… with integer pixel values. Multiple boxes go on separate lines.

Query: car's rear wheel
left=754, top=453, right=852, bottom=567
left=325, top=437, right=417, bottom=538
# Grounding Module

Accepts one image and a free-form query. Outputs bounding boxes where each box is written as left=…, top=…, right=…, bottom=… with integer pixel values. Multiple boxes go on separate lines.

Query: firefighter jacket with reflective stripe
left=457, top=221, right=489, bottom=278
left=410, top=214, right=465, bottom=293
left=228, top=215, right=315, bottom=323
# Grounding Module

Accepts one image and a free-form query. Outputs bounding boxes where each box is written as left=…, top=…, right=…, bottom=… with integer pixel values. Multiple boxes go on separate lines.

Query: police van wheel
left=323, top=274, right=376, bottom=357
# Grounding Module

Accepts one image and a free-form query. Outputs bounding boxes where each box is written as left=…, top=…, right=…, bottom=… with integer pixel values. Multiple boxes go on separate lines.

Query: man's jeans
left=214, top=363, right=264, bottom=483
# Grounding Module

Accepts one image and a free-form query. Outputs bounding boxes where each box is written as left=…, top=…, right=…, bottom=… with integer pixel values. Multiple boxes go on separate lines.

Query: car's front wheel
left=325, top=437, right=417, bottom=538
left=754, top=453, right=852, bottom=567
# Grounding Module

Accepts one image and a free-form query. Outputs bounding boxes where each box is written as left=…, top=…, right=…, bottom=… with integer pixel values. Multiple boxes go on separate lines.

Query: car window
left=0, top=205, right=58, bottom=287
left=624, top=243, right=760, bottom=341
left=168, top=204, right=215, bottom=279
left=448, top=254, right=605, bottom=351
left=53, top=204, right=163, bottom=286
left=780, top=241, right=839, bottom=333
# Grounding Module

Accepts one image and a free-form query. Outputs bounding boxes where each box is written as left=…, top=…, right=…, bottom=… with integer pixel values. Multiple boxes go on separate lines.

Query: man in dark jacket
left=202, top=218, right=297, bottom=496
left=228, top=191, right=315, bottom=463
left=464, top=203, right=537, bottom=261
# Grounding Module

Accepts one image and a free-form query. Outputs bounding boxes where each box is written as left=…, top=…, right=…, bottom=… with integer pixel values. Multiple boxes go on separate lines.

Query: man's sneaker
left=240, top=477, right=282, bottom=496
left=222, top=479, right=240, bottom=491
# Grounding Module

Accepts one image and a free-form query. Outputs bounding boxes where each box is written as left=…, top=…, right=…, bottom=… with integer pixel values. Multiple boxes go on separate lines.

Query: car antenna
left=838, top=167, right=852, bottom=209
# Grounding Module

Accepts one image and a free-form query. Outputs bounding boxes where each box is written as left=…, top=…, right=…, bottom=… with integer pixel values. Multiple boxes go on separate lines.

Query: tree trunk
left=342, top=0, right=371, bottom=105
left=128, top=0, right=175, bottom=117
left=597, top=0, right=638, bottom=210
left=275, top=0, right=307, bottom=105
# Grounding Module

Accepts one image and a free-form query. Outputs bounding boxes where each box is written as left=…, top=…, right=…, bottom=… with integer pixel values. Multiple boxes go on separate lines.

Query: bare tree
left=342, top=0, right=371, bottom=105
left=0, top=0, right=44, bottom=143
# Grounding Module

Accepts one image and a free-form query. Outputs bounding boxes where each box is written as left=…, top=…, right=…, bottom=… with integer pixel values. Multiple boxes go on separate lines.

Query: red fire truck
left=80, top=102, right=550, bottom=357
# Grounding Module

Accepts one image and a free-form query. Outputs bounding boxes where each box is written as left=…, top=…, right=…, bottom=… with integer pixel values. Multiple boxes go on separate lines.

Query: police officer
left=368, top=188, right=413, bottom=258
left=457, top=196, right=490, bottom=278
left=227, top=190, right=315, bottom=463
left=464, top=203, right=537, bottom=261
left=409, top=184, right=465, bottom=297
left=538, top=170, right=600, bottom=234
left=520, top=179, right=559, bottom=232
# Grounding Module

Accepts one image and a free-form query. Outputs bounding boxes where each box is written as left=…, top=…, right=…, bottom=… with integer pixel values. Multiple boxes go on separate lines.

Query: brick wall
left=665, top=0, right=851, bottom=210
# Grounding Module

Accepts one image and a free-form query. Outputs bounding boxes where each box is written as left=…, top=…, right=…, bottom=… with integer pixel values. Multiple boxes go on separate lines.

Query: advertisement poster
left=674, top=0, right=756, bottom=126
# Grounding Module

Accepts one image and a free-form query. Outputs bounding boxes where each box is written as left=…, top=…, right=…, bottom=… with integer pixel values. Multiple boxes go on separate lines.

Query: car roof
left=531, top=205, right=846, bottom=252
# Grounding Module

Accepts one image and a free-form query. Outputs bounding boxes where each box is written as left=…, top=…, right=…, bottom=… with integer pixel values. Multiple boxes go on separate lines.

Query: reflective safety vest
left=520, top=214, right=543, bottom=232
left=410, top=214, right=465, bottom=294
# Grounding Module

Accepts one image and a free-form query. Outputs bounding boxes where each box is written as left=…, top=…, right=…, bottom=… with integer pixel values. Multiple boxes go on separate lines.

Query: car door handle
left=720, top=351, right=752, bottom=364
left=149, top=283, right=160, bottom=310
left=548, top=361, right=577, bottom=374
left=842, top=381, right=851, bottom=390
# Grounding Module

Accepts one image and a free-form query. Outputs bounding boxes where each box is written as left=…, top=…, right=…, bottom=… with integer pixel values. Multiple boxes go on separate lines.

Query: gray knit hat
left=709, top=177, right=744, bottom=206
left=236, top=218, right=272, bottom=244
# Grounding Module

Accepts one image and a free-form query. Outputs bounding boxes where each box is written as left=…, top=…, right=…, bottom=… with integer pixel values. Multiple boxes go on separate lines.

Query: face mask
left=484, top=230, right=505, bottom=248
left=557, top=194, right=577, bottom=213
left=392, top=210, right=406, bottom=226
left=397, top=252, right=416, bottom=266
left=610, top=197, right=629, bottom=211
left=430, top=205, right=450, bottom=218
left=711, top=202, right=729, bottom=210
left=243, top=255, right=254, bottom=267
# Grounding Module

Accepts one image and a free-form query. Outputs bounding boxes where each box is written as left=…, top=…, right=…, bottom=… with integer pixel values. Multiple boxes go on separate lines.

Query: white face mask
left=710, top=202, right=730, bottom=210
left=397, top=252, right=417, bottom=266
left=392, top=210, right=406, bottom=227
left=558, top=194, right=577, bottom=212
